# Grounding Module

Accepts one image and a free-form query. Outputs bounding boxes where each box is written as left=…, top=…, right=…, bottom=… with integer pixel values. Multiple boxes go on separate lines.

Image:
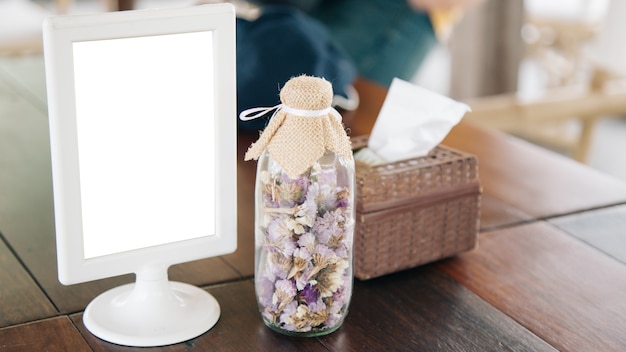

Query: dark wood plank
left=219, top=132, right=259, bottom=278
left=550, top=204, right=626, bottom=264
left=0, top=76, right=59, bottom=326
left=0, top=238, right=57, bottom=328
left=438, top=222, right=626, bottom=352
left=169, top=258, right=243, bottom=285
left=72, top=280, right=327, bottom=352
left=479, top=193, right=532, bottom=231
left=444, top=120, right=626, bottom=219
left=318, top=267, right=556, bottom=352
left=0, top=316, right=91, bottom=352
left=71, top=273, right=556, bottom=352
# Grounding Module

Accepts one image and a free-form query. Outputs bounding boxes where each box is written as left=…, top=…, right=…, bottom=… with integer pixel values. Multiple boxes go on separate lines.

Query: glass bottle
left=242, top=75, right=356, bottom=336
left=253, top=148, right=355, bottom=336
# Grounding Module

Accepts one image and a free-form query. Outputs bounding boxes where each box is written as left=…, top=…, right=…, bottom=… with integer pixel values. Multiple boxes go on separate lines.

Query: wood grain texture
left=479, top=193, right=532, bottom=231
left=550, top=204, right=626, bottom=264
left=4, top=71, right=626, bottom=352
left=72, top=280, right=327, bottom=352
left=0, top=238, right=57, bottom=328
left=438, top=222, right=626, bottom=352
left=443, top=119, right=626, bottom=218
left=319, top=266, right=556, bottom=352
left=71, top=272, right=557, bottom=352
left=0, top=316, right=91, bottom=352
left=0, top=80, right=57, bottom=327
left=219, top=132, right=259, bottom=278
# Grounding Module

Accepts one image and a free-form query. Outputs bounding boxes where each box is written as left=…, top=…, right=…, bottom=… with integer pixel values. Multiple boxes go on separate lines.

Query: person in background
left=250, top=0, right=484, bottom=87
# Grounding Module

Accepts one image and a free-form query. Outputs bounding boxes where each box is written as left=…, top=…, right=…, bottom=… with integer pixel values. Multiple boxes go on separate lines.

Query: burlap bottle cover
left=243, top=75, right=353, bottom=178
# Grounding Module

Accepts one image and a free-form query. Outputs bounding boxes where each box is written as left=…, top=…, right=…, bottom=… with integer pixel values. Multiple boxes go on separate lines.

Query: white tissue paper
left=365, top=78, right=470, bottom=163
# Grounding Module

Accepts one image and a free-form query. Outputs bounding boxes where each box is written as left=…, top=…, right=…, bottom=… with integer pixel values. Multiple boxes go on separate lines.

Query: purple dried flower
left=325, top=313, right=342, bottom=328
left=279, top=300, right=298, bottom=331
left=315, top=259, right=348, bottom=298
left=275, top=279, right=296, bottom=297
left=334, top=243, right=348, bottom=258
left=267, top=252, right=291, bottom=280
left=282, top=173, right=310, bottom=195
left=288, top=247, right=312, bottom=280
left=295, top=266, right=314, bottom=291
left=303, top=182, right=337, bottom=215
left=297, top=233, right=316, bottom=252
left=336, top=198, right=349, bottom=209
left=335, top=187, right=351, bottom=208
left=295, top=246, right=312, bottom=261
left=296, top=175, right=311, bottom=191
left=273, top=279, right=297, bottom=311
left=306, top=244, right=338, bottom=283
left=276, top=173, right=310, bottom=207
left=265, top=216, right=296, bottom=257
left=295, top=195, right=318, bottom=228
left=313, top=209, right=343, bottom=244
left=262, top=309, right=276, bottom=323
left=255, top=157, right=354, bottom=334
left=331, top=281, right=351, bottom=311
left=314, top=244, right=336, bottom=262
left=316, top=184, right=338, bottom=213
left=263, top=192, right=280, bottom=208
left=281, top=300, right=298, bottom=316
left=257, top=277, right=276, bottom=308
left=308, top=300, right=326, bottom=313
left=301, top=284, right=320, bottom=305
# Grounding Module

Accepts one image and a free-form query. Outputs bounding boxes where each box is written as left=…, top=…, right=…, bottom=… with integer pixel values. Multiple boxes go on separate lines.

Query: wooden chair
left=465, top=68, right=626, bottom=162
left=465, top=3, right=623, bottom=163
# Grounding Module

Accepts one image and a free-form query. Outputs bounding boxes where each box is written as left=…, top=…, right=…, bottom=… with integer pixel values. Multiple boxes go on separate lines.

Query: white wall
left=586, top=0, right=626, bottom=75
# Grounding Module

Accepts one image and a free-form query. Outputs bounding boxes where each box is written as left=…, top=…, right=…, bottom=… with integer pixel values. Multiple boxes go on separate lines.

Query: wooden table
left=2, top=78, right=626, bottom=351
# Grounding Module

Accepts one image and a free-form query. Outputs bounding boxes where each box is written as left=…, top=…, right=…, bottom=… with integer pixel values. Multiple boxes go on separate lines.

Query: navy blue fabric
left=312, top=0, right=435, bottom=87
left=249, top=0, right=322, bottom=12
left=237, top=5, right=357, bottom=130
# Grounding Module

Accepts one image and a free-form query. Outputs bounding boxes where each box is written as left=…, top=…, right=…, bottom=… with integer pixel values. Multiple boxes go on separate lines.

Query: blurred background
left=1, top=0, right=625, bottom=181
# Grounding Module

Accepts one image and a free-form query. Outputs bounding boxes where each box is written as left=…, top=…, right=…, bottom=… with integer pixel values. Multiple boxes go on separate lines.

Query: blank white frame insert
left=43, top=4, right=237, bottom=347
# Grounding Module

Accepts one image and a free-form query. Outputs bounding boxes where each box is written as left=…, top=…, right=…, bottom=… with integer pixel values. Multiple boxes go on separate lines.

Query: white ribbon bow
left=239, top=104, right=342, bottom=122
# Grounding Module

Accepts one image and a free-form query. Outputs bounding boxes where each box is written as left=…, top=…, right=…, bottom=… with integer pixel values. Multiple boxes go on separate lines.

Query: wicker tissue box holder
left=351, top=136, right=481, bottom=280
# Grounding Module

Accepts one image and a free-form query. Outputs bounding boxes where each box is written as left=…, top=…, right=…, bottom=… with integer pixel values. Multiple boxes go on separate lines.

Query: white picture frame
left=43, top=4, right=237, bottom=346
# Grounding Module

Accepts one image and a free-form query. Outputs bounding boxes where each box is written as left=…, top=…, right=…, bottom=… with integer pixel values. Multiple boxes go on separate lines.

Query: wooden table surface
left=2, top=78, right=626, bottom=351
